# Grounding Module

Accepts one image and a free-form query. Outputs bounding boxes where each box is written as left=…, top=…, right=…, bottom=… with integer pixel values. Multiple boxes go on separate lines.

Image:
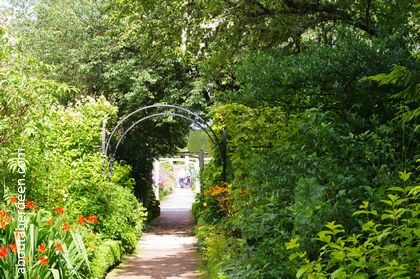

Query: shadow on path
left=106, top=188, right=200, bottom=279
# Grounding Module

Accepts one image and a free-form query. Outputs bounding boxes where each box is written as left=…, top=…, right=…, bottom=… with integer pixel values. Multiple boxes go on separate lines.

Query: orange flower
left=9, top=243, right=17, bottom=253
left=203, top=184, right=231, bottom=216
left=55, top=207, right=65, bottom=215
left=46, top=218, right=54, bottom=226
left=0, top=221, right=7, bottom=229
left=204, top=185, right=231, bottom=197
left=38, top=243, right=47, bottom=253
left=39, top=256, right=48, bottom=266
left=25, top=201, right=37, bottom=211
left=0, top=246, right=7, bottom=259
left=14, top=231, right=24, bottom=240
left=87, top=215, right=99, bottom=224
left=55, top=242, right=63, bottom=252
left=0, top=210, right=11, bottom=229
left=239, top=188, right=250, bottom=197
left=8, top=196, right=17, bottom=204
left=77, top=215, right=86, bottom=225
left=63, top=223, right=71, bottom=232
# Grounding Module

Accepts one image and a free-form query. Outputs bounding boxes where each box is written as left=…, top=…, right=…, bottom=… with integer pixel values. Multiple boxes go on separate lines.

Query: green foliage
left=0, top=31, right=145, bottom=277
left=187, top=130, right=212, bottom=156
left=196, top=103, right=417, bottom=278
left=0, top=27, right=74, bottom=167
left=89, top=240, right=122, bottom=279
left=13, top=0, right=111, bottom=97
left=365, top=54, right=420, bottom=129
left=12, top=0, right=204, bottom=218
left=3, top=1, right=419, bottom=278
left=194, top=224, right=234, bottom=279
left=94, top=181, right=147, bottom=253
left=288, top=173, right=420, bottom=278
left=154, top=0, right=417, bottom=94
left=289, top=177, right=330, bottom=254
left=16, top=96, right=116, bottom=206
left=233, top=29, right=411, bottom=121
left=191, top=202, right=200, bottom=224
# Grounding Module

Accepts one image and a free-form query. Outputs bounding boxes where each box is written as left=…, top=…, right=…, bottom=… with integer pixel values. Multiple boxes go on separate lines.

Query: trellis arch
left=102, top=104, right=227, bottom=181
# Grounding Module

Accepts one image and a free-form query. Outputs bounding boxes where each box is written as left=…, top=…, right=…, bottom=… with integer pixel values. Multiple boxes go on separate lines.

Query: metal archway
left=103, top=104, right=227, bottom=181
left=104, top=104, right=220, bottom=157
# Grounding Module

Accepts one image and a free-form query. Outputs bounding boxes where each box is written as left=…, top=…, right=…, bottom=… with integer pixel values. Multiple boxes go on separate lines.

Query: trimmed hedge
left=89, top=240, right=123, bottom=279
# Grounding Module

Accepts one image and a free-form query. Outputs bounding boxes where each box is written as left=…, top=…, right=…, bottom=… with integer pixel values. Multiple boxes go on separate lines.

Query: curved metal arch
left=112, top=112, right=215, bottom=159
left=104, top=104, right=227, bottom=181
left=105, top=104, right=220, bottom=157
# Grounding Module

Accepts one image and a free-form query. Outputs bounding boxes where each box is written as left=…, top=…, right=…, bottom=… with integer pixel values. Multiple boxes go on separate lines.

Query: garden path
left=106, top=187, right=201, bottom=279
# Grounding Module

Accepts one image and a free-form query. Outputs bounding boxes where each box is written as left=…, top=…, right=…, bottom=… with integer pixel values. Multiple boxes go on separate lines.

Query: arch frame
left=103, top=104, right=227, bottom=181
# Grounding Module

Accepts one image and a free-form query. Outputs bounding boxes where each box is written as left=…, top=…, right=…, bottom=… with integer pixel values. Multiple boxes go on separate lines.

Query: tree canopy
left=1, top=0, right=418, bottom=277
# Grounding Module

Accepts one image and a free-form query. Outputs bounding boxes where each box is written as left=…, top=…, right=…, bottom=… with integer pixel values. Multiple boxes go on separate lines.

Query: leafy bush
left=194, top=224, right=234, bottom=279
left=195, top=103, right=417, bottom=278
left=0, top=31, right=146, bottom=277
left=89, top=240, right=123, bottom=279
left=287, top=172, right=420, bottom=278
left=194, top=183, right=232, bottom=224
left=65, top=159, right=147, bottom=253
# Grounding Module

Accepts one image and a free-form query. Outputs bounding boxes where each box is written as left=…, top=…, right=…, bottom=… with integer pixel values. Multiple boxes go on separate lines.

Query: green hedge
left=89, top=240, right=123, bottom=279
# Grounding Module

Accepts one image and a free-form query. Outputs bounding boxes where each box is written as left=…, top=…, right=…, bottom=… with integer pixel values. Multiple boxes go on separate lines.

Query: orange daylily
left=55, top=242, right=63, bottom=252
left=0, top=246, right=7, bottom=259
left=39, top=256, right=48, bottom=266
left=25, top=201, right=37, bottom=211
left=0, top=210, right=11, bottom=229
left=63, top=223, right=71, bottom=232
left=55, top=207, right=65, bottom=215
left=8, top=196, right=17, bottom=204
left=46, top=218, right=54, bottom=226
left=9, top=243, right=17, bottom=253
left=87, top=215, right=99, bottom=224
left=77, top=215, right=86, bottom=225
left=38, top=243, right=47, bottom=253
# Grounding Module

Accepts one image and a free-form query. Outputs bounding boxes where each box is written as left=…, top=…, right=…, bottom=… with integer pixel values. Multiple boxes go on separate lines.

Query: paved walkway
left=106, top=187, right=201, bottom=279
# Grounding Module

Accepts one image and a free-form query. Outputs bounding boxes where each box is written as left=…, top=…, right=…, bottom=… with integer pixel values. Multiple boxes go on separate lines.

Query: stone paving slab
left=106, top=188, right=201, bottom=279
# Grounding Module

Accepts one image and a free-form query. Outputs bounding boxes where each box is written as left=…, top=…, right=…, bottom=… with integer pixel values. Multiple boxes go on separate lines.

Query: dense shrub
left=287, top=172, right=419, bottom=278
left=89, top=240, right=123, bottom=279
left=62, top=154, right=147, bottom=253
left=0, top=30, right=146, bottom=277
left=195, top=103, right=417, bottom=278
